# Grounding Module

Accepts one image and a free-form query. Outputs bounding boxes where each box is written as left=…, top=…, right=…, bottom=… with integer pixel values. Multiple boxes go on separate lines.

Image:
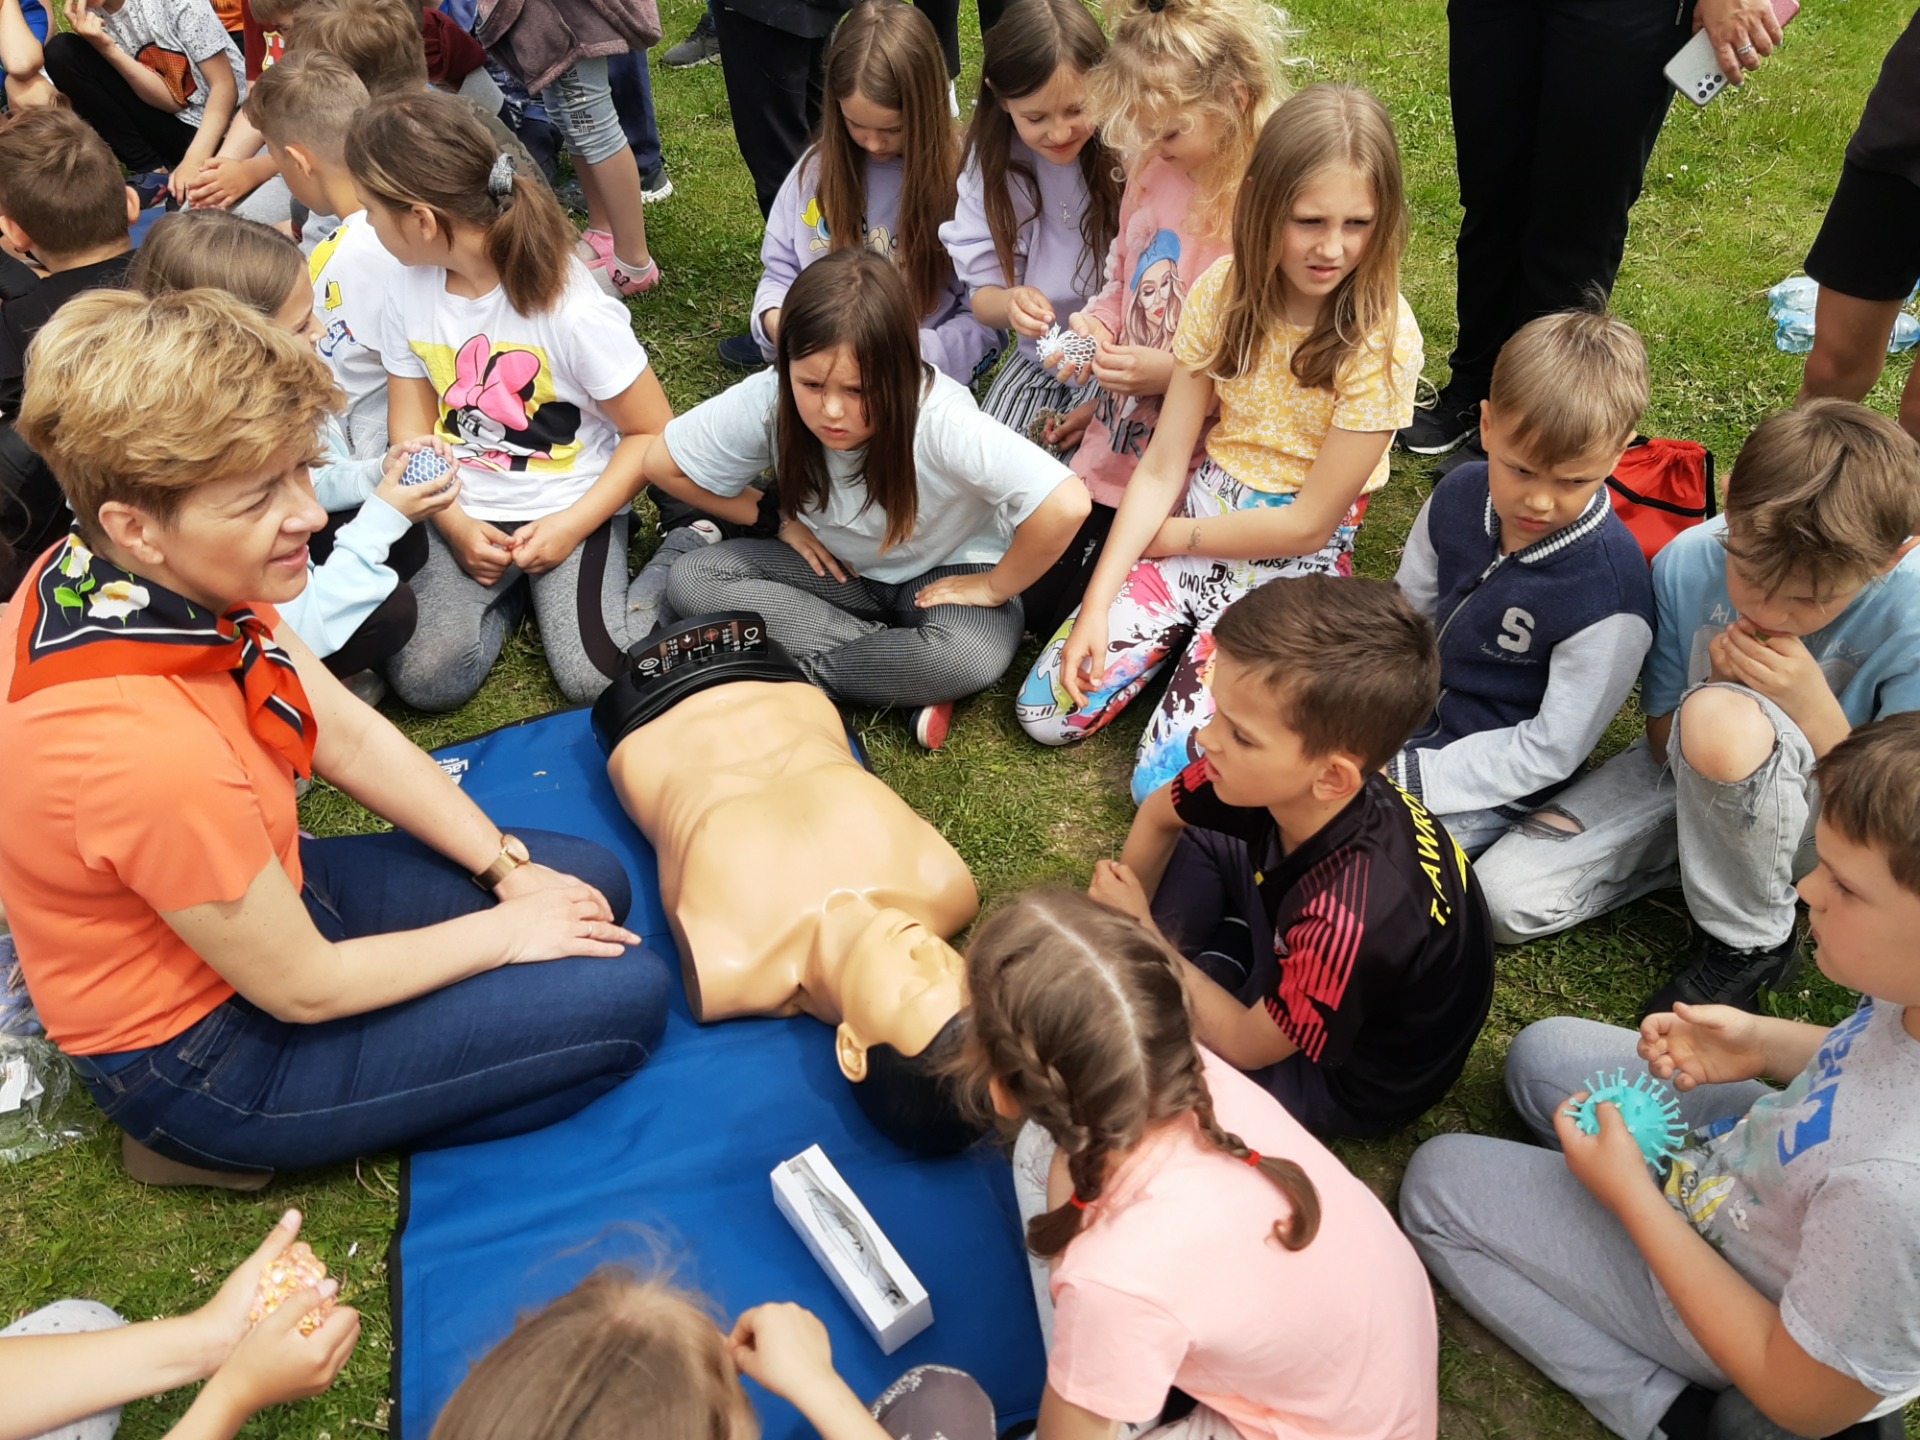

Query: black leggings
left=43, top=33, right=200, bottom=173
left=312, top=514, right=427, bottom=678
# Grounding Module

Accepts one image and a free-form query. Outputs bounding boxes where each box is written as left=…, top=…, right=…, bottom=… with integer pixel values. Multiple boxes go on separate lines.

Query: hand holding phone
left=1666, top=0, right=1796, bottom=106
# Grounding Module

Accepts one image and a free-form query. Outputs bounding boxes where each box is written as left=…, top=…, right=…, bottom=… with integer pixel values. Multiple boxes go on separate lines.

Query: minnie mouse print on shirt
left=379, top=261, right=649, bottom=523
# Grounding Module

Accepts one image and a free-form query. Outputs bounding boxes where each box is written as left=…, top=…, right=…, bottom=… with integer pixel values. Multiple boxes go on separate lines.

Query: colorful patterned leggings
left=1016, top=459, right=1365, bottom=803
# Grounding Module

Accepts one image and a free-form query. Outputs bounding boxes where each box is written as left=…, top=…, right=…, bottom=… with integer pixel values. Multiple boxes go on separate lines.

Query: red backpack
left=1607, top=437, right=1716, bottom=564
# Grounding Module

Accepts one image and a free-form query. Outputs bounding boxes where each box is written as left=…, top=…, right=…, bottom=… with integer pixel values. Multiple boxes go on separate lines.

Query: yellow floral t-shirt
left=1172, top=256, right=1423, bottom=496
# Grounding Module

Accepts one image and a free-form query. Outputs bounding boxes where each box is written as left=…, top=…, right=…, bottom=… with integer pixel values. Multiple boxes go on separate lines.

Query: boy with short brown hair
left=1387, top=308, right=1655, bottom=856
left=1477, top=399, right=1920, bottom=1017
left=1090, top=575, right=1496, bottom=1137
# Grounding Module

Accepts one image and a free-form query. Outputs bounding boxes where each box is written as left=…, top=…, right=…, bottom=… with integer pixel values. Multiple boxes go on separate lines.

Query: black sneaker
left=640, top=162, right=673, bottom=204
left=717, top=332, right=767, bottom=371
left=1397, top=382, right=1482, bottom=456
left=1641, top=931, right=1802, bottom=1020
left=663, top=10, right=720, bottom=67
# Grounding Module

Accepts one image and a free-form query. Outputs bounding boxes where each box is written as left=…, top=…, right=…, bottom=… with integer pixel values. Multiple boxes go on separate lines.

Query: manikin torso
left=605, top=680, right=977, bottom=1057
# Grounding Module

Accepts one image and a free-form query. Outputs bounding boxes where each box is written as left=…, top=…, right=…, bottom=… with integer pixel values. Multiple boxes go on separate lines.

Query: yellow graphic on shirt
left=307, top=221, right=348, bottom=283
left=323, top=281, right=344, bottom=311
left=412, top=334, right=583, bottom=476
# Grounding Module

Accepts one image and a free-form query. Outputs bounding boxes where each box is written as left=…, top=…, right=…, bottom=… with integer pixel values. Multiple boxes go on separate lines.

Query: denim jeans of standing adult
left=1474, top=682, right=1819, bottom=953
left=608, top=50, right=661, bottom=175
left=70, top=828, right=672, bottom=1174
left=1400, top=1017, right=1757, bottom=1438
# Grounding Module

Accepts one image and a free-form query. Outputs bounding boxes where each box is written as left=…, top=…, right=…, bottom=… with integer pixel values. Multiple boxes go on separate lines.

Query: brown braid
left=945, top=890, right=1320, bottom=1260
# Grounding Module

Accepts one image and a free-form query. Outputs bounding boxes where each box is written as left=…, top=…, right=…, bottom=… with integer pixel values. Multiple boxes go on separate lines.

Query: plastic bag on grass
left=0, top=1035, right=98, bottom=1164
left=1768, top=276, right=1920, bottom=354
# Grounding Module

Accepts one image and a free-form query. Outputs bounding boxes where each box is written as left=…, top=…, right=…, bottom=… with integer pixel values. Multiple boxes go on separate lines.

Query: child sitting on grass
left=1385, top=308, right=1655, bottom=857
left=1092, top=576, right=1494, bottom=1138
left=430, top=1267, right=996, bottom=1440
left=1400, top=712, right=1920, bottom=1440
left=0, top=108, right=137, bottom=595
left=1476, top=400, right=1920, bottom=1018
left=249, top=49, right=398, bottom=459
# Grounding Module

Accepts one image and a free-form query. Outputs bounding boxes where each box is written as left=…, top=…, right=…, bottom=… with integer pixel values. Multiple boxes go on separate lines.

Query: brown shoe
left=121, top=1132, right=273, bottom=1191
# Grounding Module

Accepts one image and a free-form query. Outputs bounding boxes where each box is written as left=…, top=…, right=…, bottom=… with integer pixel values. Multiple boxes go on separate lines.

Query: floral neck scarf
left=10, top=535, right=316, bottom=776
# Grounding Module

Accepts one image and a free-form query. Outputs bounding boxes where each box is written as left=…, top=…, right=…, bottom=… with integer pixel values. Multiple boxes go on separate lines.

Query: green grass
left=6, top=1, right=1919, bottom=1434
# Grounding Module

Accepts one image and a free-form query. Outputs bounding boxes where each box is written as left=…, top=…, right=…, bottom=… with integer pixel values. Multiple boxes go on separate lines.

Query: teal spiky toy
left=1564, top=1069, right=1686, bottom=1170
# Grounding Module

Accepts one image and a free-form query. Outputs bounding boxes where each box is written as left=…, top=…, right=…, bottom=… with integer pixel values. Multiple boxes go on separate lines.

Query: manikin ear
left=835, top=1023, right=869, bottom=1083
left=93, top=501, right=171, bottom=569
left=1311, top=751, right=1366, bottom=807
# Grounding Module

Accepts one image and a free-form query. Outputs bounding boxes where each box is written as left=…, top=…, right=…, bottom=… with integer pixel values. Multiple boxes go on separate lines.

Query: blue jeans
left=608, top=50, right=661, bottom=174
left=72, top=829, right=671, bottom=1173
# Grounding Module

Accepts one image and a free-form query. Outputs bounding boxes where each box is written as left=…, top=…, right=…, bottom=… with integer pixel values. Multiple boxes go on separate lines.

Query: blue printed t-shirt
left=1658, top=1000, right=1920, bottom=1415
left=1640, top=516, right=1920, bottom=723
left=661, top=366, right=1074, bottom=585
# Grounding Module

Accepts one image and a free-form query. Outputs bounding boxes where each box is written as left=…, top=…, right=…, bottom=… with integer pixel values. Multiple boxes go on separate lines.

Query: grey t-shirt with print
left=1656, top=999, right=1920, bottom=1416
left=102, top=0, right=246, bottom=130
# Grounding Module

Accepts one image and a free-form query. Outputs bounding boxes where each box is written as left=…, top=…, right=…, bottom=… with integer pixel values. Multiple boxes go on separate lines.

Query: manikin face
left=1275, top=165, right=1375, bottom=322
left=1003, top=64, right=1095, bottom=166
left=788, top=344, right=875, bottom=453
left=832, top=904, right=965, bottom=1082
left=1799, top=819, right=1920, bottom=1006
left=840, top=91, right=907, bottom=161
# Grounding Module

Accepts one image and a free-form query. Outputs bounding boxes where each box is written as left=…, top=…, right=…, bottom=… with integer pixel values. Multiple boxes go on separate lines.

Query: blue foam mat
left=393, top=707, right=1046, bottom=1440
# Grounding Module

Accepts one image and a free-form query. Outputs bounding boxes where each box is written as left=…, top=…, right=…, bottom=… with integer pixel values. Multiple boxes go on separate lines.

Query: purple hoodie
left=939, top=137, right=1100, bottom=366
left=751, top=150, right=1002, bottom=385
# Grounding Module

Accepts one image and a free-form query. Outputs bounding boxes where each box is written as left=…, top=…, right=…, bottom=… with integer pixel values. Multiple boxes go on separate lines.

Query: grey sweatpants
left=388, top=511, right=635, bottom=712
left=1399, top=1017, right=1767, bottom=1439
left=665, top=538, right=1025, bottom=708
left=2, top=1300, right=126, bottom=1440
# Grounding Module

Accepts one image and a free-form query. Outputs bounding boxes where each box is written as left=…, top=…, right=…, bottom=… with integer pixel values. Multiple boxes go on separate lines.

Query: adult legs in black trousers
left=1444, top=0, right=1690, bottom=405
left=711, top=4, right=830, bottom=220
left=913, top=0, right=960, bottom=78
left=43, top=33, right=197, bottom=174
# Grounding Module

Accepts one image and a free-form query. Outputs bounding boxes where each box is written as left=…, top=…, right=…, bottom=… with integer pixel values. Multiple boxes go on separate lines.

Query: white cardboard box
left=771, top=1144, right=933, bottom=1354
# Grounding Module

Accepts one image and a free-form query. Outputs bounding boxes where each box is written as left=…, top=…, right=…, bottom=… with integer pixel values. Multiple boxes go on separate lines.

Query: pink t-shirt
left=1047, top=1051, right=1438, bottom=1440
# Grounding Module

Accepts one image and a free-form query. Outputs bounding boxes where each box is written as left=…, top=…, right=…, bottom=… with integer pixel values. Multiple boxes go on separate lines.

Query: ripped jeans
left=1473, top=682, right=1819, bottom=952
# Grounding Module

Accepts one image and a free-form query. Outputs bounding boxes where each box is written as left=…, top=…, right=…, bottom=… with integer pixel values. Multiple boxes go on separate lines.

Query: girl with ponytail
left=346, top=88, right=674, bottom=713
left=955, top=890, right=1439, bottom=1440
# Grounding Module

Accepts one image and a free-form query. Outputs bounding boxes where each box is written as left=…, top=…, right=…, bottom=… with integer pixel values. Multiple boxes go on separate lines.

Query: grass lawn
left=6, top=0, right=1919, bottom=1434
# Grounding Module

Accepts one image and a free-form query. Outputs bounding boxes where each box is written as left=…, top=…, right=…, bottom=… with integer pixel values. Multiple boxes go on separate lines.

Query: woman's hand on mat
left=780, top=518, right=853, bottom=583
left=914, top=571, right=1004, bottom=609
left=1090, top=341, right=1173, bottom=398
left=197, top=1285, right=358, bottom=1427
left=1006, top=285, right=1056, bottom=340
left=1044, top=399, right=1095, bottom=452
left=374, top=439, right=462, bottom=524
left=1058, top=609, right=1108, bottom=710
left=1553, top=1093, right=1660, bottom=1219
left=1088, top=860, right=1157, bottom=931
left=1694, top=0, right=1784, bottom=84
left=1641, top=1002, right=1767, bottom=1090
left=440, top=507, right=516, bottom=587
left=498, top=881, right=638, bottom=963
left=509, top=512, right=587, bottom=577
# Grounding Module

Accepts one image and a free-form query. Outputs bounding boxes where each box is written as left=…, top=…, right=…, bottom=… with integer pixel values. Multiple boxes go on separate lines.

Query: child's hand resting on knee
left=1640, top=1002, right=1768, bottom=1091
left=372, top=439, right=462, bottom=525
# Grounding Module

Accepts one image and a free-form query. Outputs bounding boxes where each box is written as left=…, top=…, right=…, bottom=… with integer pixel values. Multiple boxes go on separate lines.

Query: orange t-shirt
left=0, top=594, right=305, bottom=1055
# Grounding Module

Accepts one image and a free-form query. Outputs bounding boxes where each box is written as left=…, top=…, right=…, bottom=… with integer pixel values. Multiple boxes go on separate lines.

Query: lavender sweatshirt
left=751, top=151, right=1002, bottom=385
left=939, top=137, right=1100, bottom=367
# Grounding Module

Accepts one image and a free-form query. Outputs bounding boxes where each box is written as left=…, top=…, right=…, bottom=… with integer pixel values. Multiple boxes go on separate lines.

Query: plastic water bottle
left=1769, top=276, right=1920, bottom=355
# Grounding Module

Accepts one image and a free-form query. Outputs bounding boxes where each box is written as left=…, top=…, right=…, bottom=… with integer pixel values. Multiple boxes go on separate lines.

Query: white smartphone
left=1665, top=0, right=1799, bottom=107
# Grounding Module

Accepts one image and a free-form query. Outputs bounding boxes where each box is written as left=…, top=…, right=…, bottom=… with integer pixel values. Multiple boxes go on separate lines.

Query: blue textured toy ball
left=1564, top=1069, right=1686, bottom=1170
left=401, top=451, right=453, bottom=488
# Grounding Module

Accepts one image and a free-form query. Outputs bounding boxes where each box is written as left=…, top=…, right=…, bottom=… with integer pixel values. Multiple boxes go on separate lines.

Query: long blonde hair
left=1200, top=84, right=1408, bottom=393
left=951, top=891, right=1321, bottom=1261
left=1086, top=0, right=1286, bottom=237
left=815, top=1, right=958, bottom=321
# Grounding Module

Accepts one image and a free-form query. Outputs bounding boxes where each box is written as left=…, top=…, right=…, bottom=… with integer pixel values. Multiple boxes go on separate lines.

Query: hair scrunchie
left=486, top=152, right=517, bottom=201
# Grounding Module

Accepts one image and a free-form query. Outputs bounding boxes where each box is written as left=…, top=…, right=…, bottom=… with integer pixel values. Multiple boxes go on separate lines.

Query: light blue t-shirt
left=1641, top=515, right=1920, bottom=722
left=661, top=366, right=1073, bottom=585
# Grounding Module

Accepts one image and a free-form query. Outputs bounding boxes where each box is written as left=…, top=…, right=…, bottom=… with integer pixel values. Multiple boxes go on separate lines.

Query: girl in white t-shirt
left=346, top=88, right=674, bottom=712
left=646, top=248, right=1089, bottom=750
left=956, top=890, right=1439, bottom=1440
